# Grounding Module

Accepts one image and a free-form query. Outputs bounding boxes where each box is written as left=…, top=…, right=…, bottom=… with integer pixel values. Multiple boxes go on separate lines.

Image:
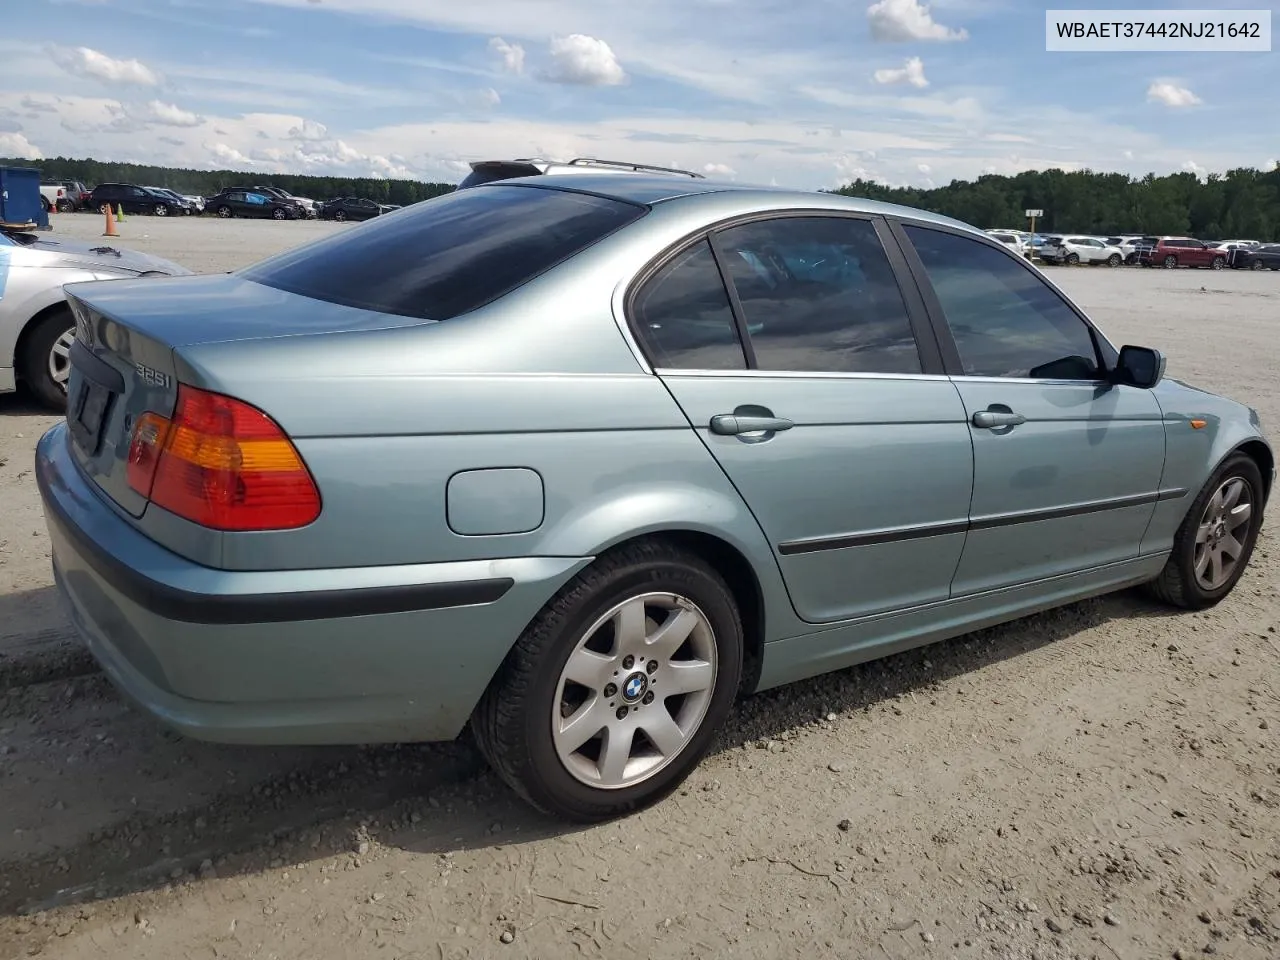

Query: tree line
left=6, top=155, right=1278, bottom=239
left=1, top=155, right=457, bottom=207
left=831, top=165, right=1280, bottom=241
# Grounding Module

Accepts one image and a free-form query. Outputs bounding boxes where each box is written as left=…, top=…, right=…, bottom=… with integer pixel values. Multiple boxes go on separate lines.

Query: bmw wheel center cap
left=621, top=671, right=648, bottom=703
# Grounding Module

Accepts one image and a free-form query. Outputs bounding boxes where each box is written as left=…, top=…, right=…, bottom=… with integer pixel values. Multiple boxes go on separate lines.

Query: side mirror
left=1113, top=345, right=1166, bottom=389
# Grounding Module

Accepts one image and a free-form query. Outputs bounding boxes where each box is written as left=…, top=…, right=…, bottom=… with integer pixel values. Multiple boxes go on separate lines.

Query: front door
left=629, top=214, right=975, bottom=624
left=898, top=223, right=1169, bottom=596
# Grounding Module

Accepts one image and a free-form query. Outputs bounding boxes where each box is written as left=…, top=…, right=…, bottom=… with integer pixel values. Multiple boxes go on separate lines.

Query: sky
left=0, top=0, right=1277, bottom=190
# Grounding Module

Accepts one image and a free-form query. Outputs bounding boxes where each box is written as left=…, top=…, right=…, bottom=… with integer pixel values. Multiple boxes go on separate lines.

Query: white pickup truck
left=38, top=183, right=72, bottom=213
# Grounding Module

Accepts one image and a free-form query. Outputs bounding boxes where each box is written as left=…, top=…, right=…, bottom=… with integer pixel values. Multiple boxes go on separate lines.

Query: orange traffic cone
left=103, top=204, right=119, bottom=237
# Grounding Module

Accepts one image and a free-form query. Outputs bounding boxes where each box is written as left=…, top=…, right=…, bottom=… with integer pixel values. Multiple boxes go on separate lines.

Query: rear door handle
left=972, top=410, right=1027, bottom=429
left=709, top=414, right=794, bottom=435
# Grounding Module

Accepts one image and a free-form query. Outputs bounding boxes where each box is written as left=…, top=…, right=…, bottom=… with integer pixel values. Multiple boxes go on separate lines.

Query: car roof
left=477, top=174, right=981, bottom=234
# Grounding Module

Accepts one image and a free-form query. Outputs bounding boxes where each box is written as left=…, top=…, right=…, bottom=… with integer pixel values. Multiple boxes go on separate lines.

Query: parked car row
left=984, top=228, right=1280, bottom=271
left=44, top=178, right=406, bottom=223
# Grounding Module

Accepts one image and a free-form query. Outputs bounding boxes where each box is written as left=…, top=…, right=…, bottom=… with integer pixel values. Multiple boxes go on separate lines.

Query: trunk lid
left=63, top=274, right=433, bottom=516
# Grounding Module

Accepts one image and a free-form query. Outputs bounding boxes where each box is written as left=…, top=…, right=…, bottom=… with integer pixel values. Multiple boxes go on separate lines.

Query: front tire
left=217, top=205, right=232, bottom=218
left=1252, top=260, right=1265, bottom=271
left=1107, top=253, right=1122, bottom=267
left=19, top=308, right=76, bottom=412
left=473, top=539, right=743, bottom=823
left=1211, top=256, right=1225, bottom=270
left=1066, top=253, right=1080, bottom=265
left=1145, top=453, right=1265, bottom=610
left=334, top=210, right=347, bottom=222
left=154, top=204, right=168, bottom=217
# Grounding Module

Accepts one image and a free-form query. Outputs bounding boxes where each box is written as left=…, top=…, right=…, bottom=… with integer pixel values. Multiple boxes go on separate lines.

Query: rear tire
left=1144, top=453, right=1264, bottom=610
left=334, top=210, right=347, bottom=222
left=1252, top=260, right=1264, bottom=271
left=472, top=539, right=743, bottom=823
left=154, top=204, right=168, bottom=217
left=19, top=307, right=76, bottom=413
left=1163, top=255, right=1178, bottom=269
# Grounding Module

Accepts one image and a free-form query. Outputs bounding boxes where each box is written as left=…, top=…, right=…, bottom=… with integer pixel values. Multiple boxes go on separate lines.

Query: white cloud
left=542, top=34, right=626, bottom=86
left=867, top=0, right=969, bottom=42
left=0, top=131, right=43, bottom=159
left=20, top=95, right=59, bottom=113
left=488, top=37, right=525, bottom=75
left=873, top=56, right=929, bottom=88
left=47, top=45, right=161, bottom=85
left=477, top=87, right=501, bottom=108
left=130, top=100, right=203, bottom=127
left=1147, top=81, right=1201, bottom=108
left=917, top=162, right=932, bottom=174
left=1181, top=159, right=1206, bottom=179
left=287, top=118, right=329, bottom=140
left=208, top=142, right=256, bottom=166
left=1122, top=149, right=1134, bottom=160
left=703, top=162, right=736, bottom=177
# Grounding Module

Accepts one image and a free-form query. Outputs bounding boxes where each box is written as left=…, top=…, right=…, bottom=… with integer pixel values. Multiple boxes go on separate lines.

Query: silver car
left=0, top=228, right=191, bottom=409
left=36, top=175, right=1273, bottom=822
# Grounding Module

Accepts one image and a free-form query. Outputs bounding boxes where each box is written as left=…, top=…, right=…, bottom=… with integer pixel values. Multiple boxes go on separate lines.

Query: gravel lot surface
left=1, top=213, right=1278, bottom=960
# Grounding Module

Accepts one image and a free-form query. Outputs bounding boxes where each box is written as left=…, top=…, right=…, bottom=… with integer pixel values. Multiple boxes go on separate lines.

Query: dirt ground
left=1, top=214, right=1278, bottom=960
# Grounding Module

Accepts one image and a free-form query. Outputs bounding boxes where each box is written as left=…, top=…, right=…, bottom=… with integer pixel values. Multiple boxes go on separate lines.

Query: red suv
left=1138, top=237, right=1227, bottom=270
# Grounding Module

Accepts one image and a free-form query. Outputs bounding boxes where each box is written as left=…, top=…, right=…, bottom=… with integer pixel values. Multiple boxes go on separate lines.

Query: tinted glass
left=242, top=185, right=646, bottom=321
left=632, top=240, right=745, bottom=370
left=904, top=225, right=1101, bottom=380
left=715, top=217, right=921, bottom=374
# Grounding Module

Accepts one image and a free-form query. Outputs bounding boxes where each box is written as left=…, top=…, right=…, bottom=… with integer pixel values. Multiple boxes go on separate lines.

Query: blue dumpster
left=0, top=165, right=51, bottom=230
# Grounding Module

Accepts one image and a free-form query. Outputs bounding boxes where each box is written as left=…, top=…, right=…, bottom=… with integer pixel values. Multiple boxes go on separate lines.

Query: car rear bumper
left=36, top=421, right=590, bottom=746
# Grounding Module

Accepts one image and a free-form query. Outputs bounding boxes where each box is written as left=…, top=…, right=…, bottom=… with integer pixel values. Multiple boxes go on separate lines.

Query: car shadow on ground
left=0, top=585, right=89, bottom=689
left=1, top=584, right=1194, bottom=921
left=0, top=387, right=57, bottom=418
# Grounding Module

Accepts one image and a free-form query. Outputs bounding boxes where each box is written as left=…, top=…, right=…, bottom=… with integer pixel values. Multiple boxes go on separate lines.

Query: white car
left=0, top=227, right=191, bottom=409
left=1038, top=235, right=1125, bottom=267
left=985, top=230, right=1030, bottom=257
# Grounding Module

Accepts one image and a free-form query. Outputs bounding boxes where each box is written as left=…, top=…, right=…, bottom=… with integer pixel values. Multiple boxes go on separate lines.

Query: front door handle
left=709, top=414, right=794, bottom=436
left=972, top=410, right=1027, bottom=429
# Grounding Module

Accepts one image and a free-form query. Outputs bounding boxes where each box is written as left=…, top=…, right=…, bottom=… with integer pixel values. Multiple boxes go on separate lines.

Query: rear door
left=893, top=221, right=1168, bottom=596
left=629, top=213, right=975, bottom=624
left=123, top=186, right=151, bottom=215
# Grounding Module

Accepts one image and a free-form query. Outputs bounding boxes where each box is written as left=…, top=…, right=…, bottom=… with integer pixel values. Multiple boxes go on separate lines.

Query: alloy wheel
left=1193, top=477, right=1254, bottom=591
left=47, top=328, right=76, bottom=393
left=551, top=592, right=717, bottom=790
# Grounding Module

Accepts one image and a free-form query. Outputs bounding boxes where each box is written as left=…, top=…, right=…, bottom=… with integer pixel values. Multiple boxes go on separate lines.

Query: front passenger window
left=904, top=225, right=1102, bottom=380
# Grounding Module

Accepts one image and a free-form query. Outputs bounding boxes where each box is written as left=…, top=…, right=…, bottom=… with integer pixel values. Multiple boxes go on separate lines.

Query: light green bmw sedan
left=37, top=172, right=1272, bottom=822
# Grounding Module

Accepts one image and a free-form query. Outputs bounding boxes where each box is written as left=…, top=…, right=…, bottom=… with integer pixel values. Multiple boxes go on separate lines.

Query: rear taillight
left=125, top=385, right=321, bottom=531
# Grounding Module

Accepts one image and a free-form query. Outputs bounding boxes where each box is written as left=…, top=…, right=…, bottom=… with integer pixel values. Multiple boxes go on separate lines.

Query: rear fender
left=534, top=480, right=802, bottom=644
left=1, top=268, right=99, bottom=367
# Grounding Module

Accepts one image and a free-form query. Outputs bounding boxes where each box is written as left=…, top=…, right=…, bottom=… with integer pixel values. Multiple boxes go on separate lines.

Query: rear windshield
left=241, top=184, right=646, bottom=321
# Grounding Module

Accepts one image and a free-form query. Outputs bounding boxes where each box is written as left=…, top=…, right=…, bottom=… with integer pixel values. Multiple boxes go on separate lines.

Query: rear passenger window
left=242, top=185, right=647, bottom=321
left=715, top=216, right=922, bottom=374
left=631, top=241, right=746, bottom=370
